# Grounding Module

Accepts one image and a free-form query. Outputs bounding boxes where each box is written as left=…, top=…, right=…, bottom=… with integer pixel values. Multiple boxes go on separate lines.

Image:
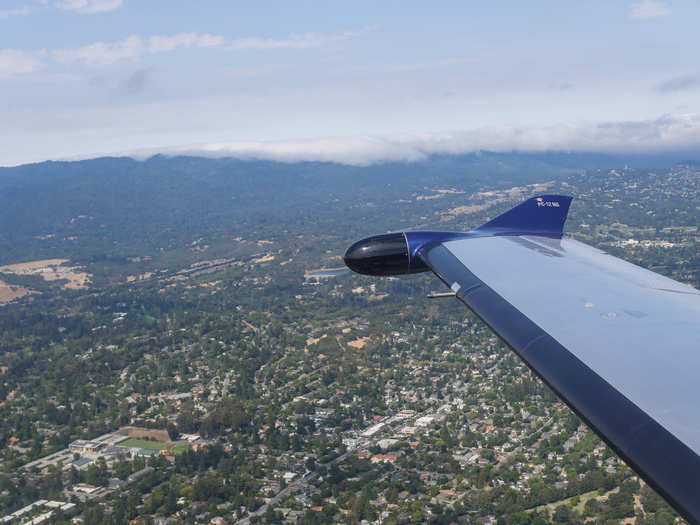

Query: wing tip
left=476, top=194, right=573, bottom=236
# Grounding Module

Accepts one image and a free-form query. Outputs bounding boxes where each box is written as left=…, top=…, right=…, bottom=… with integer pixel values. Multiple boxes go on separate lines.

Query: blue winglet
left=475, top=195, right=573, bottom=237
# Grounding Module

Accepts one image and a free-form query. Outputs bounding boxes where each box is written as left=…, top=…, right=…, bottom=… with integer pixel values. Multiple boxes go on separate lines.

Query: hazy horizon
left=3, top=1, right=700, bottom=166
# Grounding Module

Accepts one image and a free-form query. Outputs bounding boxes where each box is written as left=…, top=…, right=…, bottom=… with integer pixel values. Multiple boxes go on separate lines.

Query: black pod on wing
left=343, top=232, right=428, bottom=276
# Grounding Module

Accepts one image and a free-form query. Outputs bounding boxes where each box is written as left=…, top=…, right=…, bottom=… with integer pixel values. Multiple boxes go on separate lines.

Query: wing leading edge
left=418, top=230, right=700, bottom=523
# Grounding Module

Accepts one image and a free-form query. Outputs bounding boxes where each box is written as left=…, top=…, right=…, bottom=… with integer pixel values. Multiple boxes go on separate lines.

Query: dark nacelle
left=343, top=232, right=429, bottom=276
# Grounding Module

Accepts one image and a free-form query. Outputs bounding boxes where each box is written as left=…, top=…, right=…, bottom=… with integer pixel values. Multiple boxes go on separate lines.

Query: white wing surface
left=419, top=234, right=700, bottom=521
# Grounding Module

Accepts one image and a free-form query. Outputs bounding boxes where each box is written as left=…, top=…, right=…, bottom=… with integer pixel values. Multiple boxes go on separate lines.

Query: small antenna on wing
left=427, top=291, right=456, bottom=299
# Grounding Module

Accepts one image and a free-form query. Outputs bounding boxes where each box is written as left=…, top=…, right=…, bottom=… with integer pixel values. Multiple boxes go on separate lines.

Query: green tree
left=167, top=422, right=179, bottom=441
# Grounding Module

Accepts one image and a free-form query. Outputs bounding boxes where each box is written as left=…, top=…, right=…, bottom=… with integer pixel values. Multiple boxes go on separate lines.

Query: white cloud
left=52, top=35, right=143, bottom=66
left=119, top=114, right=700, bottom=166
left=8, top=26, right=364, bottom=71
left=0, top=49, right=44, bottom=77
left=148, top=33, right=224, bottom=53
left=228, top=34, right=330, bottom=51
left=229, top=26, right=375, bottom=50
left=629, top=0, right=670, bottom=19
left=166, top=137, right=428, bottom=165
left=388, top=57, right=480, bottom=73
left=0, top=5, right=31, bottom=19
left=51, top=32, right=224, bottom=66
left=55, top=0, right=122, bottom=14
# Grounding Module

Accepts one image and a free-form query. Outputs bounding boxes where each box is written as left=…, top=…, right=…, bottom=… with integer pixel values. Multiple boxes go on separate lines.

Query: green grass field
left=527, top=489, right=600, bottom=514
left=171, top=444, right=189, bottom=455
left=120, top=438, right=168, bottom=451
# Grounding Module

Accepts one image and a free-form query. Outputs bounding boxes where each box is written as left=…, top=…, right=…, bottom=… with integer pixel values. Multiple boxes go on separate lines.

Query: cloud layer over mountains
left=118, top=113, right=700, bottom=166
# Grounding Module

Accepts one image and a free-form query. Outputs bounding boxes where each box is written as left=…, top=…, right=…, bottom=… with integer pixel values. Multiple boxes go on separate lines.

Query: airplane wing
left=416, top=198, right=700, bottom=521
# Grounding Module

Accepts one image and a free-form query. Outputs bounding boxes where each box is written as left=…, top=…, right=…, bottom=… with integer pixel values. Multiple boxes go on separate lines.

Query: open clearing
left=171, top=444, right=189, bottom=455
left=527, top=489, right=599, bottom=514
left=117, top=426, right=170, bottom=442
left=439, top=182, right=553, bottom=222
left=252, top=254, right=275, bottom=264
left=0, top=259, right=91, bottom=290
left=347, top=336, right=370, bottom=349
left=0, top=280, right=36, bottom=305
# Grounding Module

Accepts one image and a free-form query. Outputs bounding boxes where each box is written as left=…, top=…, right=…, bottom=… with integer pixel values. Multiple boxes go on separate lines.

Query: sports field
left=120, top=439, right=168, bottom=451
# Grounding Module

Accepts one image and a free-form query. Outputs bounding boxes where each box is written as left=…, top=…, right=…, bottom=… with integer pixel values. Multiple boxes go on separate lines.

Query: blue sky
left=2, top=0, right=700, bottom=165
